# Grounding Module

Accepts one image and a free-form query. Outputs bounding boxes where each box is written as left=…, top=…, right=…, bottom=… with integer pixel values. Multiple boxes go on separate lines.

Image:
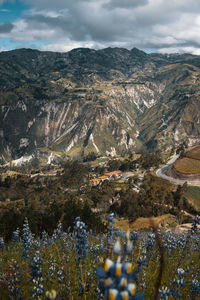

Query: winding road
left=156, top=154, right=200, bottom=186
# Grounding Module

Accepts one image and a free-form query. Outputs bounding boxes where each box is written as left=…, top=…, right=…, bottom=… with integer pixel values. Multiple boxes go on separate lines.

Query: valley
left=0, top=147, right=199, bottom=241
left=0, top=47, right=200, bottom=163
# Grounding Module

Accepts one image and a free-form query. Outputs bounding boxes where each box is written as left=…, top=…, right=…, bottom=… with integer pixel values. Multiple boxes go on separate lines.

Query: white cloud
left=1, top=0, right=200, bottom=53
left=0, top=8, right=10, bottom=12
left=158, top=47, right=200, bottom=55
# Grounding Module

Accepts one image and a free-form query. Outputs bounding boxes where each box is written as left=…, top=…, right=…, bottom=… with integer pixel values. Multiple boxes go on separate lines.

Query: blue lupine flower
left=171, top=267, right=186, bottom=288
left=159, top=286, right=170, bottom=300
left=21, top=218, right=33, bottom=259
left=54, top=222, right=63, bottom=240
left=57, top=267, right=65, bottom=284
left=30, top=250, right=43, bottom=279
left=73, top=217, right=89, bottom=261
left=191, top=278, right=200, bottom=297
left=169, top=288, right=182, bottom=298
left=191, top=215, right=200, bottom=234
left=177, top=268, right=186, bottom=277
left=96, top=258, right=144, bottom=299
left=8, top=260, right=23, bottom=299
left=129, top=231, right=138, bottom=248
left=12, top=228, right=20, bottom=243
left=47, top=259, right=56, bottom=278
left=162, top=232, right=177, bottom=253
left=30, top=277, right=44, bottom=299
left=41, top=230, right=48, bottom=247
left=107, top=213, right=115, bottom=224
left=96, top=237, right=145, bottom=300
left=29, top=250, right=45, bottom=298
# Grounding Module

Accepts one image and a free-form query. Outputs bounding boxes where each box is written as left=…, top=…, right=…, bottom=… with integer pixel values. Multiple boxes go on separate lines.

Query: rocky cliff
left=0, top=47, right=200, bottom=162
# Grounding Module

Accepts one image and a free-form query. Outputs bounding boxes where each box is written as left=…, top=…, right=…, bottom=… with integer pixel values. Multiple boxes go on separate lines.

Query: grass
left=115, top=214, right=177, bottom=231
left=158, top=63, right=180, bottom=72
left=184, top=186, right=200, bottom=211
left=174, top=157, right=200, bottom=174
left=131, top=214, right=177, bottom=231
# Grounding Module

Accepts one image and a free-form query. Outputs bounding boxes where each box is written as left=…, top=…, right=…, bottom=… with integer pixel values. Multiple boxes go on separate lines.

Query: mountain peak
left=131, top=47, right=147, bottom=57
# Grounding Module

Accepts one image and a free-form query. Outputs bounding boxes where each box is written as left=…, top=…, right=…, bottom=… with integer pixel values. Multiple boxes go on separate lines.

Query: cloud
left=0, top=0, right=15, bottom=5
left=1, top=0, right=200, bottom=54
left=0, top=22, right=14, bottom=33
left=104, top=0, right=148, bottom=10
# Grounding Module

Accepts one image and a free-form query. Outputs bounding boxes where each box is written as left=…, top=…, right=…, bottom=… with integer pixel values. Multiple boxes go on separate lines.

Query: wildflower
left=21, top=218, right=33, bottom=259
left=159, top=286, right=170, bottom=300
left=29, top=250, right=45, bottom=298
left=73, top=217, right=89, bottom=261
left=8, top=260, right=23, bottom=299
left=31, top=277, right=44, bottom=299
left=96, top=228, right=145, bottom=300
left=104, top=259, right=114, bottom=272
left=191, top=215, right=200, bottom=234
left=53, top=222, right=63, bottom=240
left=128, top=283, right=137, bottom=296
left=113, top=239, right=122, bottom=255
left=41, top=230, right=48, bottom=247
left=96, top=258, right=144, bottom=299
left=57, top=268, right=65, bottom=284
left=113, top=236, right=133, bottom=257
left=12, top=228, right=20, bottom=243
left=191, top=278, right=200, bottom=297
left=108, top=289, right=118, bottom=299
left=171, top=267, right=186, bottom=288
left=177, top=268, right=185, bottom=277
left=107, top=213, right=115, bottom=224
left=47, top=259, right=56, bottom=278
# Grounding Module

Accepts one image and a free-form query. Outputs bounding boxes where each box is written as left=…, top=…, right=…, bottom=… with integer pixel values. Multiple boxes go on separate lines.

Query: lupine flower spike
left=96, top=226, right=145, bottom=300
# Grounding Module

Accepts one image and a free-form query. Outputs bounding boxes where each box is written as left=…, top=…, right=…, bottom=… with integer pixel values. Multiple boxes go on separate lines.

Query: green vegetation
left=184, top=186, right=200, bottom=211
left=0, top=215, right=199, bottom=299
left=0, top=154, right=198, bottom=242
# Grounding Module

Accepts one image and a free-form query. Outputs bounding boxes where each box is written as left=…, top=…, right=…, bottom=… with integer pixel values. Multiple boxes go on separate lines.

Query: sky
left=0, top=0, right=200, bottom=54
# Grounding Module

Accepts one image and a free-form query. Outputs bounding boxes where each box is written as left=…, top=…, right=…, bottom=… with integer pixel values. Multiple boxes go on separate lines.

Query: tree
left=107, top=159, right=121, bottom=171
left=83, top=152, right=97, bottom=162
left=62, top=160, right=89, bottom=187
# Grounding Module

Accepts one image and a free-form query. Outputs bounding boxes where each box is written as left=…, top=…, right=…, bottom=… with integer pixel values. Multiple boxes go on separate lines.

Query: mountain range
left=0, top=47, right=200, bottom=162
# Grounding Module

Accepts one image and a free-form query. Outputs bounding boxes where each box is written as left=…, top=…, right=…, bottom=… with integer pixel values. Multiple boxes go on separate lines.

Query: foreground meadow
left=0, top=215, right=199, bottom=299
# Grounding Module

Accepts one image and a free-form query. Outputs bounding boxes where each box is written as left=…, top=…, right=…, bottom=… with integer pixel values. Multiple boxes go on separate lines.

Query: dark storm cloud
left=0, top=22, right=14, bottom=33
left=23, top=4, right=130, bottom=43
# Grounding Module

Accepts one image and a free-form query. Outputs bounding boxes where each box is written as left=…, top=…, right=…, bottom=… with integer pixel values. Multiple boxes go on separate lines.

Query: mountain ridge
left=0, top=47, right=200, bottom=162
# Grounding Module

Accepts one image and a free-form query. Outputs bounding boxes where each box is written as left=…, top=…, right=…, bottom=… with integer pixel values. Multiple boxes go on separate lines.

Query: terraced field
left=174, top=157, right=200, bottom=174
left=174, top=145, right=200, bottom=174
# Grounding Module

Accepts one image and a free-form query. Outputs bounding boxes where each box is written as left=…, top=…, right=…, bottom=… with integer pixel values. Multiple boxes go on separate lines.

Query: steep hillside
left=0, top=47, right=200, bottom=162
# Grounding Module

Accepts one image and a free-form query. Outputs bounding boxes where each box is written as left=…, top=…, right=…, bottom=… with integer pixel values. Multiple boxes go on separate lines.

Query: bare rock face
left=0, top=47, right=200, bottom=162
